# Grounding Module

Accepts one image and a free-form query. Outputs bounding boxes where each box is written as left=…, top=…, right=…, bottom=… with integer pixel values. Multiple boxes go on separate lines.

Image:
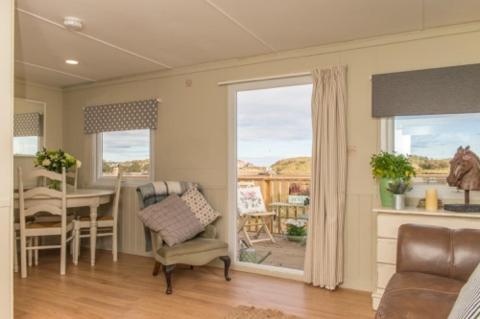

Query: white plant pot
left=393, top=194, right=406, bottom=210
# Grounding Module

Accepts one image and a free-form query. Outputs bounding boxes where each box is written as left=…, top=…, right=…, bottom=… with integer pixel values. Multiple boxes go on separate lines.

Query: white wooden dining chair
left=66, top=164, right=78, bottom=191
left=73, top=172, right=122, bottom=264
left=18, top=167, right=76, bottom=278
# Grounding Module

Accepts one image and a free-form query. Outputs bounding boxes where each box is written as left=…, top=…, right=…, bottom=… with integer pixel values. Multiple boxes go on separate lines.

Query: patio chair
left=237, top=186, right=276, bottom=247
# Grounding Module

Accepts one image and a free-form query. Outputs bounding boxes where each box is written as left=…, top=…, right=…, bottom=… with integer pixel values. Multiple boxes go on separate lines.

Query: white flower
left=76, top=160, right=82, bottom=168
left=42, top=159, right=51, bottom=166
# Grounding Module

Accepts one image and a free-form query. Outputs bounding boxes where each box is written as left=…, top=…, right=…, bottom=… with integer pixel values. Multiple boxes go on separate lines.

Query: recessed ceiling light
left=65, top=59, right=79, bottom=65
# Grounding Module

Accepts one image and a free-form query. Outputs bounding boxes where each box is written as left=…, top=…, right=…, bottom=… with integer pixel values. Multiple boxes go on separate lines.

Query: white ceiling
left=14, top=0, right=480, bottom=87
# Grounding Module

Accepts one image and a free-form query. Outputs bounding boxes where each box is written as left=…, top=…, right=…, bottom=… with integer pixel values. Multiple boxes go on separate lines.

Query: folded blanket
left=136, top=181, right=197, bottom=251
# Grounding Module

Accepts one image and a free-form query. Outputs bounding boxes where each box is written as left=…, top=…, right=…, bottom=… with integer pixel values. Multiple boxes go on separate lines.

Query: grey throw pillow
left=137, top=194, right=204, bottom=247
left=449, top=262, right=480, bottom=319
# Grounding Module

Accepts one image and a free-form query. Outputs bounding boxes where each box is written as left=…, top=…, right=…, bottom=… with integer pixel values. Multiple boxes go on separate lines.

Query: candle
left=425, top=189, right=438, bottom=212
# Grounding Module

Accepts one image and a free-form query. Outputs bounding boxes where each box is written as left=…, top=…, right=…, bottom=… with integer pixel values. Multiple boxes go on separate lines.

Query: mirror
left=13, top=98, right=46, bottom=157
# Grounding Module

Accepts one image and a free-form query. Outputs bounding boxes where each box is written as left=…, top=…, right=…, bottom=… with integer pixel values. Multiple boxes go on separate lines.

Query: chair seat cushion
left=376, top=272, right=464, bottom=319
left=157, top=238, right=228, bottom=258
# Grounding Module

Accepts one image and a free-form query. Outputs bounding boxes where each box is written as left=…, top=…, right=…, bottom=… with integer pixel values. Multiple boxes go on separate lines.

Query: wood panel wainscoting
left=14, top=250, right=374, bottom=319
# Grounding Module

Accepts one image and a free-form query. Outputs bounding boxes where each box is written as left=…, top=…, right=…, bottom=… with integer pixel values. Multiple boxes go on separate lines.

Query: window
left=392, top=113, right=480, bottom=184
left=97, top=129, right=152, bottom=180
left=14, top=136, right=40, bottom=156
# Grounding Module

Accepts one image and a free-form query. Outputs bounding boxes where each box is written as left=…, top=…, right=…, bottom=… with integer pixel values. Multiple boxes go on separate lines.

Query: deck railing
left=238, top=175, right=310, bottom=234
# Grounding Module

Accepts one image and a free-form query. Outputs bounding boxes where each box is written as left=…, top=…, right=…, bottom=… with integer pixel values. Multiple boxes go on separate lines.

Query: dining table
left=14, top=188, right=114, bottom=266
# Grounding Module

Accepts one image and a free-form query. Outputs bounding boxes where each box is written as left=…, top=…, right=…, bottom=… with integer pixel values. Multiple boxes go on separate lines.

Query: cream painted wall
left=63, top=25, right=480, bottom=292
left=0, top=0, right=14, bottom=317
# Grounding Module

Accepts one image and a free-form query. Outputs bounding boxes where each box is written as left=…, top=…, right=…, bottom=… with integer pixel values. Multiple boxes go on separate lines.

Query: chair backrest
left=112, top=172, right=123, bottom=223
left=136, top=181, right=198, bottom=210
left=66, top=165, right=78, bottom=191
left=397, top=223, right=480, bottom=282
left=237, top=186, right=267, bottom=215
left=18, top=167, right=67, bottom=229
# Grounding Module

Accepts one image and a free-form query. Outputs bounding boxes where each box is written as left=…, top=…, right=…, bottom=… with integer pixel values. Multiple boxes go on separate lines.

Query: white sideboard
left=372, top=207, right=480, bottom=310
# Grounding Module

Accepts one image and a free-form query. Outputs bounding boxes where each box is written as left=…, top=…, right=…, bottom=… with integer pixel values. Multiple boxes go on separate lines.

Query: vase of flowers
left=34, top=148, right=80, bottom=189
left=285, top=218, right=307, bottom=245
left=370, top=152, right=415, bottom=208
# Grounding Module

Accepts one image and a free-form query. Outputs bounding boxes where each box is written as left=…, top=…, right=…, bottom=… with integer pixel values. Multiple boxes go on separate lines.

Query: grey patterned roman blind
left=84, top=98, right=158, bottom=134
left=14, top=112, right=43, bottom=137
left=372, top=64, right=480, bottom=118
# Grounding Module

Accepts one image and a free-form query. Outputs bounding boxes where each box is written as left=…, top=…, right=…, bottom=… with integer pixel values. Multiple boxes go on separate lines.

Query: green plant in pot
left=387, top=179, right=412, bottom=210
left=370, top=152, right=415, bottom=207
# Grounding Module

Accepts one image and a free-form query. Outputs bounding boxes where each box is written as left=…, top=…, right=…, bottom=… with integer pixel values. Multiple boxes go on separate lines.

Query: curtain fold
left=304, top=65, right=347, bottom=290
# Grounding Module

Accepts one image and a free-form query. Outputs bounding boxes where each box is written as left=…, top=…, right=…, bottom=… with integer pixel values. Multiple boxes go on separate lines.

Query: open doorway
left=228, top=76, right=312, bottom=275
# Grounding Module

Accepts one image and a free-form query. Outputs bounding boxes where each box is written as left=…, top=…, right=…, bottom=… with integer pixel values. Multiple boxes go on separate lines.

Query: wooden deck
left=238, top=234, right=306, bottom=270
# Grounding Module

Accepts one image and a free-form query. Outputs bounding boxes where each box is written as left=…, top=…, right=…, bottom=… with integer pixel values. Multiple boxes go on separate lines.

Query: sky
left=395, top=113, right=480, bottom=159
left=237, top=84, right=313, bottom=167
left=102, top=129, right=150, bottom=162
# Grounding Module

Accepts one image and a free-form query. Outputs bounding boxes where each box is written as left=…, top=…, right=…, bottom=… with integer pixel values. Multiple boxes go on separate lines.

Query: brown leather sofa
left=375, top=224, right=480, bottom=319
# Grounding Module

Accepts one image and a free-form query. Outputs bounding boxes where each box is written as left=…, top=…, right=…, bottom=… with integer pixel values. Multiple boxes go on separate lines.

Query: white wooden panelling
left=377, top=238, right=396, bottom=264
left=377, top=263, right=396, bottom=289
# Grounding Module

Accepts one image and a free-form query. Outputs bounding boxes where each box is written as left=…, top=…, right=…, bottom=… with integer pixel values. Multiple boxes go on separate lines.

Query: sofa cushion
left=376, top=272, right=463, bottom=319
left=137, top=194, right=204, bottom=247
left=448, top=262, right=480, bottom=319
left=386, top=272, right=464, bottom=295
left=181, top=187, right=220, bottom=226
left=157, top=238, right=228, bottom=258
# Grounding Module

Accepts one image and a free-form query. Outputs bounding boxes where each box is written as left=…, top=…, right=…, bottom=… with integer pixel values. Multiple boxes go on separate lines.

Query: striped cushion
left=449, top=262, right=480, bottom=319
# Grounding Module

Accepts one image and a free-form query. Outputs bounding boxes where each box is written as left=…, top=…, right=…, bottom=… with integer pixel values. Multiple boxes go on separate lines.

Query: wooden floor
left=14, top=250, right=374, bottom=319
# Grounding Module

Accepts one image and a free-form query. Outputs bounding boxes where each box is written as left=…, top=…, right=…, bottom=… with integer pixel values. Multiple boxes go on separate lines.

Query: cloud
left=102, top=129, right=149, bottom=161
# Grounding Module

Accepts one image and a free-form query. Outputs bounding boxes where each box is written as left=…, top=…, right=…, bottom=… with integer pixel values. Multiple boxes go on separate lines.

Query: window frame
left=381, top=117, right=470, bottom=200
left=93, top=129, right=155, bottom=185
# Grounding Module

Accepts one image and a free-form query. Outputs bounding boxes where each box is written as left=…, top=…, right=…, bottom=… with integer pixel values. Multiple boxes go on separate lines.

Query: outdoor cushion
left=157, top=237, right=228, bottom=258
left=137, top=194, right=204, bottom=247
left=237, top=186, right=266, bottom=215
left=181, top=187, right=220, bottom=226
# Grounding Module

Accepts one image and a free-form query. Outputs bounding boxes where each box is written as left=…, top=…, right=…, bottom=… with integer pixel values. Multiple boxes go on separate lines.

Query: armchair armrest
left=199, top=224, right=217, bottom=239
left=150, top=229, right=164, bottom=252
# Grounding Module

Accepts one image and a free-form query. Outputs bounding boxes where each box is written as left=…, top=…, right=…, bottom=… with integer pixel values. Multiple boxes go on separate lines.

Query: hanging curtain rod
left=217, top=71, right=311, bottom=86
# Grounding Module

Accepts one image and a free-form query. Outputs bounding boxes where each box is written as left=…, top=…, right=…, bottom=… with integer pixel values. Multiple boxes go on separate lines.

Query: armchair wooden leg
left=162, top=265, right=175, bottom=294
left=152, top=261, right=161, bottom=276
left=219, top=256, right=231, bottom=281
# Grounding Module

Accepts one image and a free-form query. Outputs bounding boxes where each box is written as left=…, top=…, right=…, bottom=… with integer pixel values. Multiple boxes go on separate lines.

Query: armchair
left=137, top=181, right=231, bottom=294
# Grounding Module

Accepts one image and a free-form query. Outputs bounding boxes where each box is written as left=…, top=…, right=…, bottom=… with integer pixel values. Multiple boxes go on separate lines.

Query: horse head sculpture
left=447, top=146, right=480, bottom=205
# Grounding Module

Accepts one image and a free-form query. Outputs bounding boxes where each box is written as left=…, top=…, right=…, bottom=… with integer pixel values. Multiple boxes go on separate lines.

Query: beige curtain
left=304, top=65, right=347, bottom=290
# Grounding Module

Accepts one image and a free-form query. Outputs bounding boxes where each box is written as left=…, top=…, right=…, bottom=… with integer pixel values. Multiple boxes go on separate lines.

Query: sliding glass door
left=229, top=76, right=312, bottom=274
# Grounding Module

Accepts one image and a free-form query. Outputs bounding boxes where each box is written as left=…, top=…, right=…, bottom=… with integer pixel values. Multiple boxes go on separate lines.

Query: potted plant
left=34, top=148, right=79, bottom=189
left=285, top=219, right=307, bottom=245
left=387, top=179, right=412, bottom=210
left=370, top=152, right=415, bottom=207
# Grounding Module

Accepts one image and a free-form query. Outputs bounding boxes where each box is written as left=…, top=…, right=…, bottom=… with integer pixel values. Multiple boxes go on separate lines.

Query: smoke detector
left=63, top=16, right=83, bottom=31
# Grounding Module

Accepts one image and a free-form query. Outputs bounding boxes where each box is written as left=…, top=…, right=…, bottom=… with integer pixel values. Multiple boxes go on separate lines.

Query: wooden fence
left=238, top=175, right=310, bottom=234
